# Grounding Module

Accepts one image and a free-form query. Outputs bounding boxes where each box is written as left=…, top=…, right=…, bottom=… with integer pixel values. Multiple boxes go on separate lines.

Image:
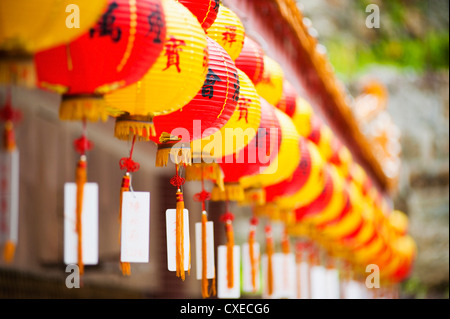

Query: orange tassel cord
left=73, top=121, right=93, bottom=276
left=170, top=163, right=188, bottom=281
left=265, top=225, right=274, bottom=296
left=118, top=135, right=140, bottom=276
left=248, top=216, right=258, bottom=293
left=221, top=209, right=235, bottom=289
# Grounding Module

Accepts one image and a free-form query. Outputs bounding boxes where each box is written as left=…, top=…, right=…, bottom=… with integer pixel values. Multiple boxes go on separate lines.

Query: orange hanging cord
left=73, top=120, right=93, bottom=276
left=194, top=171, right=216, bottom=298
left=118, top=135, right=140, bottom=276
left=170, top=163, right=188, bottom=281
left=248, top=214, right=258, bottom=293
left=221, top=206, right=235, bottom=289
left=265, top=224, right=274, bottom=297
left=0, top=87, right=22, bottom=263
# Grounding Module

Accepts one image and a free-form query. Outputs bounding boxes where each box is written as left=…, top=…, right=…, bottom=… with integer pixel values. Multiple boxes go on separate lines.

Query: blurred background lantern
left=35, top=0, right=167, bottom=123
left=210, top=98, right=281, bottom=202
left=177, top=0, right=220, bottom=31
left=307, top=117, right=334, bottom=162
left=0, top=0, right=107, bottom=87
left=240, top=108, right=300, bottom=204
left=276, top=80, right=298, bottom=118
left=186, top=68, right=262, bottom=186
left=235, top=36, right=265, bottom=86
left=149, top=36, right=239, bottom=167
left=255, top=55, right=284, bottom=106
left=206, top=5, right=245, bottom=61
left=105, top=0, right=208, bottom=140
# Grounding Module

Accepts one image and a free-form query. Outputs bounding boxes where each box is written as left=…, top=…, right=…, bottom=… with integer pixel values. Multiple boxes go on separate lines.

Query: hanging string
left=194, top=168, right=216, bottom=298
left=220, top=203, right=235, bottom=289
left=118, top=135, right=140, bottom=276
left=248, top=209, right=258, bottom=293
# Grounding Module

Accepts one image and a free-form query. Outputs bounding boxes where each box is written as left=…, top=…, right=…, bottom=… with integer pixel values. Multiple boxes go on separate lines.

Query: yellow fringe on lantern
left=0, top=57, right=36, bottom=88
left=3, top=240, right=16, bottom=263
left=156, top=144, right=192, bottom=167
left=114, top=117, right=155, bottom=142
left=254, top=203, right=280, bottom=220
left=60, top=96, right=108, bottom=122
left=211, top=183, right=245, bottom=203
left=243, top=188, right=266, bottom=206
left=75, top=158, right=87, bottom=276
left=176, top=191, right=186, bottom=281
left=185, top=163, right=224, bottom=189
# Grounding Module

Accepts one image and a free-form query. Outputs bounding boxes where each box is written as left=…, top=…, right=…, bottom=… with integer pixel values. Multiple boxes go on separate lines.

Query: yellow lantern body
left=206, top=5, right=245, bottom=61
left=105, top=0, right=208, bottom=119
left=255, top=55, right=284, bottom=106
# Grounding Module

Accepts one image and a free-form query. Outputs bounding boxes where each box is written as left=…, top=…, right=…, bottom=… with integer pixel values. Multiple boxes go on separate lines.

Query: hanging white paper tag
left=195, top=218, right=215, bottom=280
left=310, top=265, right=327, bottom=299
left=297, top=261, right=310, bottom=299
left=64, top=182, right=98, bottom=265
left=166, top=208, right=190, bottom=272
left=120, top=191, right=150, bottom=263
left=217, top=245, right=240, bottom=299
left=325, top=268, right=340, bottom=299
left=0, top=150, right=19, bottom=245
left=278, top=253, right=296, bottom=299
left=242, top=242, right=260, bottom=293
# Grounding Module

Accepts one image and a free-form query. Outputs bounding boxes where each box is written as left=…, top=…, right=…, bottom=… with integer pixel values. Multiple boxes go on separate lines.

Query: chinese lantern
left=206, top=5, right=245, bottom=61
left=0, top=0, right=107, bottom=87
left=291, top=96, right=314, bottom=138
left=329, top=138, right=353, bottom=178
left=240, top=108, right=301, bottom=203
left=235, top=36, right=265, bottom=86
left=150, top=36, right=239, bottom=166
left=210, top=97, right=281, bottom=202
left=276, top=140, right=326, bottom=211
left=255, top=55, right=284, bottom=106
left=177, top=0, right=220, bottom=31
left=276, top=80, right=298, bottom=118
left=35, top=0, right=167, bottom=122
left=186, top=68, right=262, bottom=186
left=106, top=0, right=208, bottom=140
left=307, top=116, right=334, bottom=162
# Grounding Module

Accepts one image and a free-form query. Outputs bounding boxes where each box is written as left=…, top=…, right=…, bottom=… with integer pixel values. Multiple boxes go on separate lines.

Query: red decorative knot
left=250, top=216, right=259, bottom=226
left=265, top=225, right=272, bottom=234
left=119, top=157, right=140, bottom=173
left=194, top=190, right=211, bottom=203
left=220, top=212, right=234, bottom=223
left=170, top=175, right=185, bottom=188
left=0, top=91, right=22, bottom=124
left=74, top=135, right=93, bottom=156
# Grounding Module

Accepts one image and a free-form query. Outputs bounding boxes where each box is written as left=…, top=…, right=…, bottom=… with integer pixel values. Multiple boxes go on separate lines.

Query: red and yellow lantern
left=235, top=36, right=265, bottom=86
left=255, top=55, right=284, bottom=106
left=177, top=0, right=220, bottom=31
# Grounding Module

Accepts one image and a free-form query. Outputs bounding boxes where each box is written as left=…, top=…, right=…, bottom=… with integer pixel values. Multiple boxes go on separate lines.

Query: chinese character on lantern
left=232, top=72, right=240, bottom=102
left=202, top=68, right=222, bottom=99
left=89, top=2, right=122, bottom=42
left=213, top=0, right=220, bottom=12
left=147, top=4, right=164, bottom=44
left=237, top=98, right=252, bottom=123
left=163, top=36, right=187, bottom=73
left=222, top=25, right=237, bottom=47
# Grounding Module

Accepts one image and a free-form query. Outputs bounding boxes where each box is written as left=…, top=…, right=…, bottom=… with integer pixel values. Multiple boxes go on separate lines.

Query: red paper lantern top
left=34, top=0, right=166, bottom=96
left=276, top=80, right=298, bottom=118
left=151, top=36, right=239, bottom=144
left=235, top=36, right=265, bottom=85
left=177, top=0, right=220, bottom=31
left=219, top=98, right=281, bottom=183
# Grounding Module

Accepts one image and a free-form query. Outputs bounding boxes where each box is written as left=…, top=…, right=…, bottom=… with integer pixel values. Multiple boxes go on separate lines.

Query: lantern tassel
left=211, top=183, right=244, bottom=202
left=119, top=173, right=131, bottom=276
left=249, top=216, right=258, bottom=293
left=3, top=240, right=15, bottom=263
left=176, top=190, right=185, bottom=280
left=221, top=210, right=235, bottom=289
left=266, top=225, right=274, bottom=296
left=201, top=211, right=209, bottom=298
left=185, top=163, right=224, bottom=190
left=75, top=157, right=87, bottom=276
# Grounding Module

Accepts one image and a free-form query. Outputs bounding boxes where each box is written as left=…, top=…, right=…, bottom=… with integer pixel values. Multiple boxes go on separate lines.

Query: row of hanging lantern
left=0, top=0, right=415, bottom=298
